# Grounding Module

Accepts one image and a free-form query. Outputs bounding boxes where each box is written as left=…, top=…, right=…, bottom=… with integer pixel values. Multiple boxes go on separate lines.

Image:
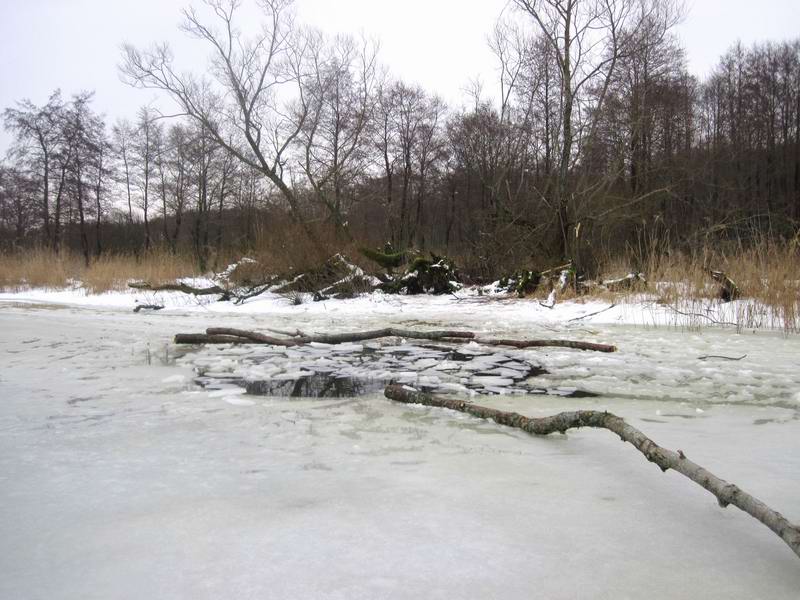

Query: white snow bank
left=1, top=283, right=796, bottom=332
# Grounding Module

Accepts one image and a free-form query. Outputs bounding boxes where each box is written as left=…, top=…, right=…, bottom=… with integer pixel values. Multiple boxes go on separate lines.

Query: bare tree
left=297, top=33, right=378, bottom=239
left=111, top=119, right=136, bottom=226
left=512, top=0, right=681, bottom=261
left=0, top=164, right=38, bottom=248
left=132, top=106, right=161, bottom=252
left=3, top=90, right=64, bottom=244
left=121, top=0, right=323, bottom=247
left=61, top=93, right=106, bottom=266
left=165, top=123, right=193, bottom=253
left=373, top=78, right=399, bottom=243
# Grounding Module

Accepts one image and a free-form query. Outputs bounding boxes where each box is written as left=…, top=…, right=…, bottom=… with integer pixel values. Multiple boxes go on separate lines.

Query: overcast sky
left=1, top=0, right=798, bottom=153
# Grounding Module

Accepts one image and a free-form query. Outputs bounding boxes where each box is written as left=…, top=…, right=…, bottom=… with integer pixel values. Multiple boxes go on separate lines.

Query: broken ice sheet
left=179, top=341, right=573, bottom=399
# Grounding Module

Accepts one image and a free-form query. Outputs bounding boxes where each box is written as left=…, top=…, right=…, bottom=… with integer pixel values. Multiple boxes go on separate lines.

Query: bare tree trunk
left=74, top=156, right=90, bottom=267
left=215, top=159, right=229, bottom=263
left=170, top=165, right=185, bottom=254
left=41, top=144, right=50, bottom=244
left=123, top=148, right=133, bottom=225
left=142, top=152, right=151, bottom=252
left=159, top=160, right=169, bottom=245
left=52, top=162, right=68, bottom=254
left=94, top=147, right=104, bottom=257
left=400, top=159, right=411, bottom=248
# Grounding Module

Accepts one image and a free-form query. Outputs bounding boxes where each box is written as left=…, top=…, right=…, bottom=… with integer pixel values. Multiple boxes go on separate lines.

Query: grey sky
left=1, top=0, right=798, bottom=153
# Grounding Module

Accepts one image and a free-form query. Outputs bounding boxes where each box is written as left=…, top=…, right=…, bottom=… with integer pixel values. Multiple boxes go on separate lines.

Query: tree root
left=384, top=384, right=800, bottom=560
left=174, top=327, right=616, bottom=352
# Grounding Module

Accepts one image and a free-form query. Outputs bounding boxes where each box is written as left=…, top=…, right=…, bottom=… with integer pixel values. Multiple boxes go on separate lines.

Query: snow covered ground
left=1, top=297, right=799, bottom=598
left=0, top=281, right=792, bottom=332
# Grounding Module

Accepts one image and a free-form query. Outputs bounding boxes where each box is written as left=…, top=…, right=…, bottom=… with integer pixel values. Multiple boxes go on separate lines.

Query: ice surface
left=1, top=302, right=799, bottom=599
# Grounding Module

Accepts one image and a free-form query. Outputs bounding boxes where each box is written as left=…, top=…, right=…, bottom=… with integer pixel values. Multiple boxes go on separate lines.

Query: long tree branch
left=384, top=384, right=800, bottom=559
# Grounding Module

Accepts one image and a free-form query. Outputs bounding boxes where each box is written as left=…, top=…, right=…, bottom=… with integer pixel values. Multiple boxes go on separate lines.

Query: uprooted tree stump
left=384, top=384, right=800, bottom=559
left=494, top=262, right=578, bottom=307
left=359, top=243, right=408, bottom=274
left=708, top=269, right=741, bottom=302
left=273, top=254, right=357, bottom=296
left=173, top=326, right=617, bottom=352
left=377, top=254, right=461, bottom=295
left=497, top=270, right=542, bottom=297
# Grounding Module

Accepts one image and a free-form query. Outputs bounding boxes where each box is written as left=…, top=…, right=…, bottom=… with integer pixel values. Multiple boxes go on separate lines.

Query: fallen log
left=384, top=384, right=800, bottom=560
left=129, top=281, right=227, bottom=296
left=133, top=304, right=164, bottom=313
left=175, top=326, right=616, bottom=352
left=472, top=338, right=615, bottom=352
left=174, top=334, right=250, bottom=344
left=198, top=327, right=475, bottom=347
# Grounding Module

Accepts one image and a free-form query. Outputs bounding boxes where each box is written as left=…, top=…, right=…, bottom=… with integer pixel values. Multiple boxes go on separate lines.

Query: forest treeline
left=1, top=0, right=799, bottom=277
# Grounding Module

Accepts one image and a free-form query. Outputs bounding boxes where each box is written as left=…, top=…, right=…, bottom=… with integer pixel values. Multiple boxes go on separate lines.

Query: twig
left=698, top=354, right=747, bottom=361
left=568, top=303, right=617, bottom=322
left=663, top=304, right=738, bottom=327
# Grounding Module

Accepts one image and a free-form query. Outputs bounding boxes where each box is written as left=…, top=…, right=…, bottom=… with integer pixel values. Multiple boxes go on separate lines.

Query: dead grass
left=0, top=249, right=200, bottom=294
left=0, top=250, right=82, bottom=290
left=2, top=236, right=798, bottom=331
left=227, top=221, right=365, bottom=286
left=591, top=239, right=800, bottom=332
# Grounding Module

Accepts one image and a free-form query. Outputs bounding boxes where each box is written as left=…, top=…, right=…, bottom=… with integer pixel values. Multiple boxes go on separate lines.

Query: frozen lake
left=1, top=302, right=799, bottom=598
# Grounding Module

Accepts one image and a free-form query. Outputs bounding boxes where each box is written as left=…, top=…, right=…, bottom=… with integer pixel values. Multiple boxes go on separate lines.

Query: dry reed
left=0, top=249, right=200, bottom=294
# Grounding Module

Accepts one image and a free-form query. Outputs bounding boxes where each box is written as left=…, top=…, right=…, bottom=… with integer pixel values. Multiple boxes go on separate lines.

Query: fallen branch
left=174, top=327, right=616, bottom=352
left=470, top=338, right=615, bottom=352
left=602, top=272, right=647, bottom=292
left=133, top=304, right=164, bottom=313
left=230, top=278, right=282, bottom=304
left=698, top=354, right=747, bottom=361
left=663, top=304, right=739, bottom=327
left=198, top=327, right=473, bottom=347
left=384, top=384, right=800, bottom=559
left=129, top=281, right=227, bottom=296
left=174, top=334, right=250, bottom=344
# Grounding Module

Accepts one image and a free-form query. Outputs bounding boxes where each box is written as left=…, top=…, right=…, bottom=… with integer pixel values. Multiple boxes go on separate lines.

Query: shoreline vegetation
left=1, top=241, right=797, bottom=333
